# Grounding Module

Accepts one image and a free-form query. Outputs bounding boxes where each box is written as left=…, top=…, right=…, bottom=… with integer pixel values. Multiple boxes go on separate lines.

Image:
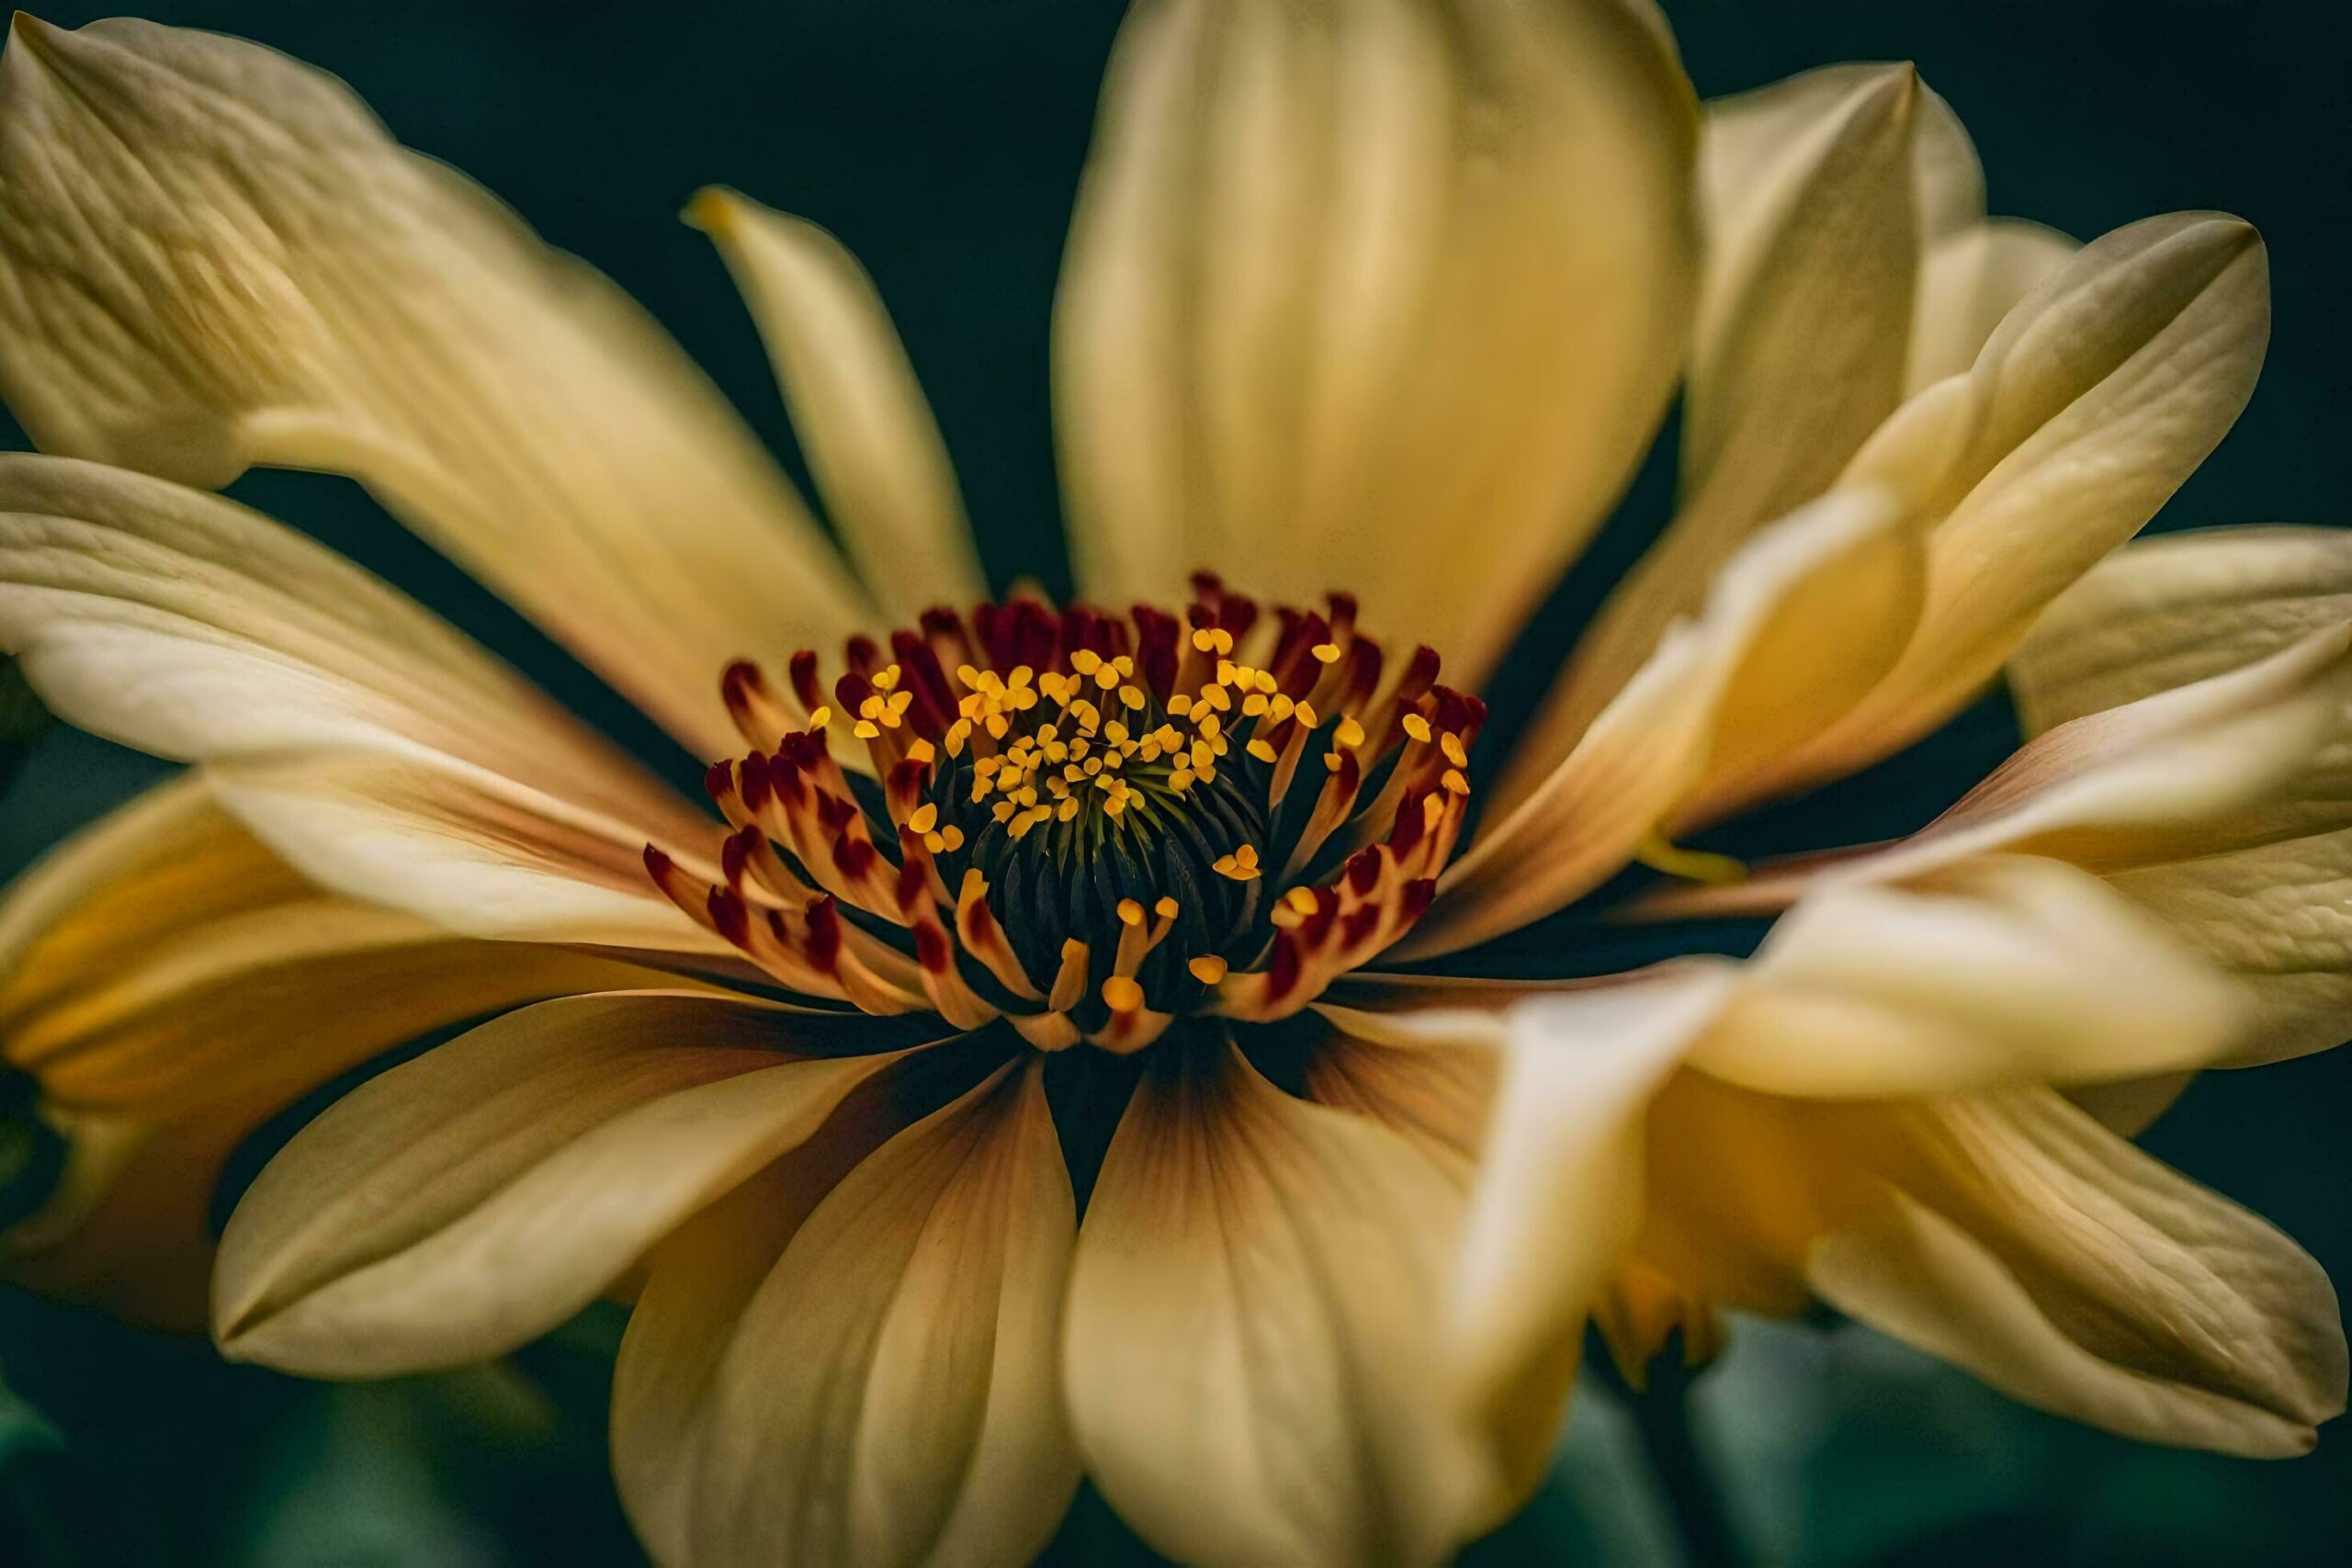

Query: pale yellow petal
left=1691, top=855, right=2239, bottom=1097
left=610, top=1105, right=910, bottom=1567
left=1810, top=1089, right=2346, bottom=1457
left=1645, top=625, right=2352, bottom=1066
left=1056, top=0, right=1697, bottom=682
left=0, top=455, right=727, bottom=949
left=1907, top=219, right=2079, bottom=393
left=0, top=17, right=869, bottom=755
left=1739, top=210, right=2269, bottom=803
left=1497, top=65, right=1968, bottom=814
left=2012, top=525, right=2352, bottom=733
left=1066, top=1041, right=1487, bottom=1567
left=209, top=752, right=729, bottom=952
left=213, top=993, right=907, bottom=1377
left=673, top=1060, right=1078, bottom=1568
left=1, top=777, right=681, bottom=1327
left=1446, top=970, right=1736, bottom=1482
left=1413, top=483, right=1918, bottom=955
left=690, top=189, right=986, bottom=619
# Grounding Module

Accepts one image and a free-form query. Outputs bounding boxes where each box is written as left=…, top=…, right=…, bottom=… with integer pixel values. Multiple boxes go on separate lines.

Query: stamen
left=657, top=582, right=1479, bottom=1039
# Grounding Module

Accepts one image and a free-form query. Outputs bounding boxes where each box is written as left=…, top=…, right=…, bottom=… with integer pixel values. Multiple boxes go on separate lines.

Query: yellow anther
left=808, top=705, right=832, bottom=729
left=1169, top=694, right=1194, bottom=717
left=1154, top=896, right=1180, bottom=919
left=906, top=739, right=937, bottom=766
left=854, top=719, right=881, bottom=739
left=1102, top=976, right=1146, bottom=1013
left=940, top=825, right=966, bottom=852
left=1335, top=716, right=1366, bottom=749
left=1070, top=649, right=1103, bottom=676
left=1295, top=702, right=1318, bottom=729
left=1312, top=641, right=1342, bottom=665
left=1442, top=768, right=1471, bottom=795
left=872, top=664, right=901, bottom=693
left=1188, top=954, right=1229, bottom=985
left=1402, top=713, right=1433, bottom=744
left=1117, top=898, right=1146, bottom=927
left=1119, top=683, right=1146, bottom=710
left=1241, top=694, right=1269, bottom=717
left=1441, top=732, right=1469, bottom=768
left=1283, top=886, right=1319, bottom=915
left=909, top=803, right=939, bottom=834
left=1247, top=738, right=1279, bottom=763
left=1057, top=797, right=1080, bottom=823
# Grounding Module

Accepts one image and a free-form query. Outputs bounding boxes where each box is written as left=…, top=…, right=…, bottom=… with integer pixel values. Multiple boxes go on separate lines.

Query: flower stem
left=1628, top=1349, right=1741, bottom=1568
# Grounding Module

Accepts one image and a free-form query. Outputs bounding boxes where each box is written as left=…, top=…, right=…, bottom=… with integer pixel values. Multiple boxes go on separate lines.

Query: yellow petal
left=1055, top=0, right=1697, bottom=682
left=213, top=993, right=909, bottom=1377
left=1649, top=620, right=2352, bottom=1068
left=664, top=1059, right=1078, bottom=1568
left=1066, top=1041, right=1487, bottom=1567
left=690, top=189, right=986, bottom=619
left=1413, top=482, right=1918, bottom=955
left=1, top=777, right=678, bottom=1328
left=0, top=17, right=869, bottom=756
left=1498, top=64, right=1969, bottom=814
left=1906, top=219, right=2079, bottom=394
left=1809, top=1088, right=2346, bottom=1457
left=2012, top=525, right=2352, bottom=733
left=0, top=456, right=729, bottom=949
left=1444, top=970, right=1736, bottom=1481
left=611, top=1108, right=910, bottom=1567
left=1739, top=210, right=2270, bottom=803
left=1692, top=855, right=2240, bottom=1097
left=209, top=751, right=729, bottom=951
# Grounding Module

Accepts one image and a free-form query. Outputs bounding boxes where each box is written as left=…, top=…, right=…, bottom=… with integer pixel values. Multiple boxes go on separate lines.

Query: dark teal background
left=1, top=3, right=2348, bottom=1563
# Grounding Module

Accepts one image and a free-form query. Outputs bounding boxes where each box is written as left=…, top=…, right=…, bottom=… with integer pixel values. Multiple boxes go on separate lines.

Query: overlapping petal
left=1732, top=210, right=2270, bottom=805
left=1065, top=1040, right=1486, bottom=1567
left=1499, top=64, right=1944, bottom=800
left=0, top=777, right=679, bottom=1326
left=649, top=1060, right=1078, bottom=1568
left=1413, top=482, right=1920, bottom=954
left=214, top=992, right=911, bottom=1377
left=1056, top=0, right=1697, bottom=682
left=1808, top=1088, right=2346, bottom=1457
left=0, top=15, right=870, bottom=757
left=0, top=455, right=731, bottom=950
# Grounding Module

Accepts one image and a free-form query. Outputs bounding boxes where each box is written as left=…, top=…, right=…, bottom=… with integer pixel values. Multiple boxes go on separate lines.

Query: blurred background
left=0, top=1, right=2346, bottom=1562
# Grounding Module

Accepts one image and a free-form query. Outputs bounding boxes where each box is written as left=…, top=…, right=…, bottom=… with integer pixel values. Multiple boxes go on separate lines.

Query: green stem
left=1628, top=1350, right=1741, bottom=1568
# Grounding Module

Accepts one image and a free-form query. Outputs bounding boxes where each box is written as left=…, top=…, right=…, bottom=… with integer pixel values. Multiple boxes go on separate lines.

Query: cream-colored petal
left=0, top=17, right=869, bottom=756
left=2107, top=830, right=2352, bottom=1066
left=209, top=752, right=730, bottom=952
left=214, top=992, right=909, bottom=1377
left=1907, top=220, right=2079, bottom=394
left=1495, top=64, right=1963, bottom=813
left=1445, top=969, right=1736, bottom=1483
left=690, top=189, right=986, bottom=620
left=1056, top=0, right=1697, bottom=682
left=673, top=1060, right=1078, bottom=1568
left=1691, top=855, right=2239, bottom=1098
left=1067, top=1040, right=1487, bottom=1567
left=2013, top=525, right=2352, bottom=733
left=1412, top=483, right=1919, bottom=955
left=1645, top=624, right=2352, bottom=1066
left=610, top=1103, right=909, bottom=1567
left=1735, top=210, right=2270, bottom=804
left=0, top=455, right=728, bottom=948
left=1306, top=1003, right=1496, bottom=1177
left=1811, top=1088, right=2346, bottom=1457
left=1, top=776, right=684, bottom=1328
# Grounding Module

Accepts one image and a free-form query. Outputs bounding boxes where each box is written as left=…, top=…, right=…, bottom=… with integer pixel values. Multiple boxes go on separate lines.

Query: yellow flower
left=0, top=7, right=2340, bottom=1566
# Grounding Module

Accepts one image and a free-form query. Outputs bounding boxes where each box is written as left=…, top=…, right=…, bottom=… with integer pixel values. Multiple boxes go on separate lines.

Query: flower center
left=645, top=577, right=1482, bottom=1053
